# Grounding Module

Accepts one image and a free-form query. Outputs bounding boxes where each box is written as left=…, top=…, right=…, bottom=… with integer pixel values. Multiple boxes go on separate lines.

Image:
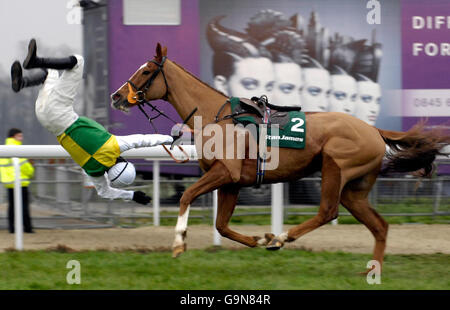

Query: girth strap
left=214, top=96, right=270, bottom=188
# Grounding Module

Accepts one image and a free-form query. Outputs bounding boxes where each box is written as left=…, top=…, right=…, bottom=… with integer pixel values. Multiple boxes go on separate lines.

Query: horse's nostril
left=111, top=93, right=121, bottom=101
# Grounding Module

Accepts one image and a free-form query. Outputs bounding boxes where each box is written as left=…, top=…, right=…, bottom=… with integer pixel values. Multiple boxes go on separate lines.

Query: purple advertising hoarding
left=107, top=0, right=200, bottom=175
left=104, top=0, right=448, bottom=176
left=401, top=0, right=450, bottom=131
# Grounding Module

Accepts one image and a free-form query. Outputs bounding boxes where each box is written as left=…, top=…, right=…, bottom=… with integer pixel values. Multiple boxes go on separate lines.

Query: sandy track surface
left=1, top=224, right=449, bottom=255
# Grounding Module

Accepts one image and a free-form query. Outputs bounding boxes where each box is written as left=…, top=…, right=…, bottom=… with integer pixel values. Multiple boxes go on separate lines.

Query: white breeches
left=35, top=55, right=84, bottom=136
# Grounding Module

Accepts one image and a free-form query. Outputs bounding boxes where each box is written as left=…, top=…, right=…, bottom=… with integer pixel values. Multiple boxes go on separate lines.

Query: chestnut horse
left=111, top=43, right=449, bottom=273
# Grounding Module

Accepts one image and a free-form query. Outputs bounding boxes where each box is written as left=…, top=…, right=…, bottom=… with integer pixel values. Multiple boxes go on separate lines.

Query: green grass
left=0, top=248, right=448, bottom=290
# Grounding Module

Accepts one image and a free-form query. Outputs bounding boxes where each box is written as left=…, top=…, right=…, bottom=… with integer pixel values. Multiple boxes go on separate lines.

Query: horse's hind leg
left=340, top=171, right=389, bottom=274
left=267, top=153, right=342, bottom=250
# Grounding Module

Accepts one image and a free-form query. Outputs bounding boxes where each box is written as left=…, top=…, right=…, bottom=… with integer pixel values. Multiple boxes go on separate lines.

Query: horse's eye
left=142, top=71, right=151, bottom=75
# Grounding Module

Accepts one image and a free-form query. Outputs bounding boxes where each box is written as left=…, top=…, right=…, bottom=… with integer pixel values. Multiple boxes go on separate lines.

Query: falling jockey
left=10, top=39, right=173, bottom=205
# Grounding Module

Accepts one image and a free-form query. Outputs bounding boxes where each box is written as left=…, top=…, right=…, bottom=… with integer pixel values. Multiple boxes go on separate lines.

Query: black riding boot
left=11, top=61, right=48, bottom=93
left=23, top=38, right=77, bottom=70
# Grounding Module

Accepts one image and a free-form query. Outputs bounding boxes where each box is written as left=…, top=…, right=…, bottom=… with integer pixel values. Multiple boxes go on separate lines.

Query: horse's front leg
left=172, top=161, right=233, bottom=258
left=215, top=185, right=267, bottom=247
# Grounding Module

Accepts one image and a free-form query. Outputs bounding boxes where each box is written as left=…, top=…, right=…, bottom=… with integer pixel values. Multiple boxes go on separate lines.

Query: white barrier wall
left=0, top=145, right=285, bottom=250
left=2, top=144, right=449, bottom=250
left=0, top=145, right=198, bottom=160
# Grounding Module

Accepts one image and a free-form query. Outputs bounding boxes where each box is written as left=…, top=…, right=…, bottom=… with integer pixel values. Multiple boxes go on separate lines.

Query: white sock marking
left=173, top=206, right=190, bottom=247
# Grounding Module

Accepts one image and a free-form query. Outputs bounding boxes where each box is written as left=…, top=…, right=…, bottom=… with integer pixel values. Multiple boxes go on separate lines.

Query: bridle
left=127, top=57, right=170, bottom=104
left=126, top=56, right=197, bottom=163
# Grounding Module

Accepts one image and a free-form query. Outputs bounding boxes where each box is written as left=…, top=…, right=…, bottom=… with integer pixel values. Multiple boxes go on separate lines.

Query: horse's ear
left=162, top=46, right=168, bottom=57
left=155, top=43, right=163, bottom=61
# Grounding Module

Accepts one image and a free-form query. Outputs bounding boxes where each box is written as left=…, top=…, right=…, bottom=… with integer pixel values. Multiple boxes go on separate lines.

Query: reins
left=127, top=56, right=196, bottom=163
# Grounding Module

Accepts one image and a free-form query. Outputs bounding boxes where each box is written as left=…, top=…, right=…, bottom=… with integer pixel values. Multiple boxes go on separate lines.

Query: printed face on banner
left=215, top=57, right=275, bottom=102
left=328, top=74, right=358, bottom=115
left=354, top=80, right=381, bottom=126
left=201, top=2, right=397, bottom=128
left=272, top=62, right=303, bottom=107
left=301, top=68, right=330, bottom=112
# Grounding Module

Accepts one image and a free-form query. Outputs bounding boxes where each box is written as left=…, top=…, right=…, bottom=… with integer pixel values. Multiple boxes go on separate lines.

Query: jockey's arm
left=115, top=134, right=173, bottom=153
left=89, top=173, right=134, bottom=200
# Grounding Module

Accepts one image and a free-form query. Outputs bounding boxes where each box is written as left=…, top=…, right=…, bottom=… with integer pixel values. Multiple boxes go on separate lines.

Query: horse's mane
left=170, top=60, right=229, bottom=99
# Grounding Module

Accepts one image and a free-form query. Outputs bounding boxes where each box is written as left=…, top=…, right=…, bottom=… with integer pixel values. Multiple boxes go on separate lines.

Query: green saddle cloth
left=229, top=97, right=306, bottom=149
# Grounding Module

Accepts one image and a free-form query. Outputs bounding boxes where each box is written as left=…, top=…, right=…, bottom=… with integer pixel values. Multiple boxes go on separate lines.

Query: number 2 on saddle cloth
left=215, top=95, right=306, bottom=188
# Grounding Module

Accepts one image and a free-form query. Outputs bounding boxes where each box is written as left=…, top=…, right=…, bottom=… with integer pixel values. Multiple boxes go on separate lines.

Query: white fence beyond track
left=2, top=145, right=448, bottom=251
left=0, top=145, right=198, bottom=160
left=0, top=145, right=285, bottom=250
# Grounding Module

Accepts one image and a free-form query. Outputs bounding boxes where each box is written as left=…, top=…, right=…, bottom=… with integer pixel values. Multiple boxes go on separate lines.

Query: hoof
left=266, top=238, right=284, bottom=251
left=172, top=244, right=186, bottom=258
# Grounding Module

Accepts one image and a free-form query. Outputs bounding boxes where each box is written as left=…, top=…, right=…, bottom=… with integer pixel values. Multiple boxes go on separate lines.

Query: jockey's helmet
left=107, top=158, right=136, bottom=187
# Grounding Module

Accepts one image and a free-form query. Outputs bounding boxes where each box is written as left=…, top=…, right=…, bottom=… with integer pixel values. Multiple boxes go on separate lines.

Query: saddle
left=216, top=96, right=301, bottom=129
left=215, top=95, right=303, bottom=188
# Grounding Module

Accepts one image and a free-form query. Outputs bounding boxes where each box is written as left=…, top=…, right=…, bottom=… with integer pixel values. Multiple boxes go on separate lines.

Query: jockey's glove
left=133, top=191, right=152, bottom=205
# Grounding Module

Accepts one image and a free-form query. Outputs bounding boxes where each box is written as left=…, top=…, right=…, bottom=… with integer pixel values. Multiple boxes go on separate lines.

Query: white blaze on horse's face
left=226, top=57, right=275, bottom=102
left=139, top=63, right=148, bottom=70
left=354, top=81, right=382, bottom=126
left=328, top=74, right=357, bottom=115
left=301, top=68, right=330, bottom=112
left=272, top=62, right=303, bottom=107
left=130, top=63, right=151, bottom=85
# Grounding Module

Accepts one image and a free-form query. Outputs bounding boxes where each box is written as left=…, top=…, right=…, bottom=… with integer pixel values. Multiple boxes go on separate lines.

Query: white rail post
left=153, top=160, right=160, bottom=226
left=212, top=189, right=221, bottom=246
left=12, top=158, right=23, bottom=251
left=271, top=183, right=283, bottom=236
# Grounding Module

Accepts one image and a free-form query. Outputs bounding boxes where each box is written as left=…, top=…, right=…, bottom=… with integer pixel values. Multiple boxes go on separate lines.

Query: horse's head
left=111, top=43, right=168, bottom=112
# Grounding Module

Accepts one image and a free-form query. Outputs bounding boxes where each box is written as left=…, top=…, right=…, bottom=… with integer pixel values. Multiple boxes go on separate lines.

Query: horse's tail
left=377, top=120, right=450, bottom=177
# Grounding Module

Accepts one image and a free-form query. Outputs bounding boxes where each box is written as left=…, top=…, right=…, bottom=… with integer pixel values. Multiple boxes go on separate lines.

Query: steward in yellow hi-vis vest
left=0, top=129, right=35, bottom=233
left=10, top=39, right=173, bottom=205
left=0, top=137, right=35, bottom=188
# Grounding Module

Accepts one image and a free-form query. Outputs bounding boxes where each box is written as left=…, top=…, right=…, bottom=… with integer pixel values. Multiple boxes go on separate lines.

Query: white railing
left=0, top=145, right=198, bottom=160
left=2, top=144, right=448, bottom=251
left=0, top=144, right=285, bottom=250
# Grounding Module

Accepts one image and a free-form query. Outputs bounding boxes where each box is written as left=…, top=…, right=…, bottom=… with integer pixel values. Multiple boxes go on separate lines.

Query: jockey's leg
left=52, top=55, right=84, bottom=101
left=10, top=61, right=47, bottom=93
left=34, top=55, right=84, bottom=136
left=23, top=39, right=77, bottom=70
